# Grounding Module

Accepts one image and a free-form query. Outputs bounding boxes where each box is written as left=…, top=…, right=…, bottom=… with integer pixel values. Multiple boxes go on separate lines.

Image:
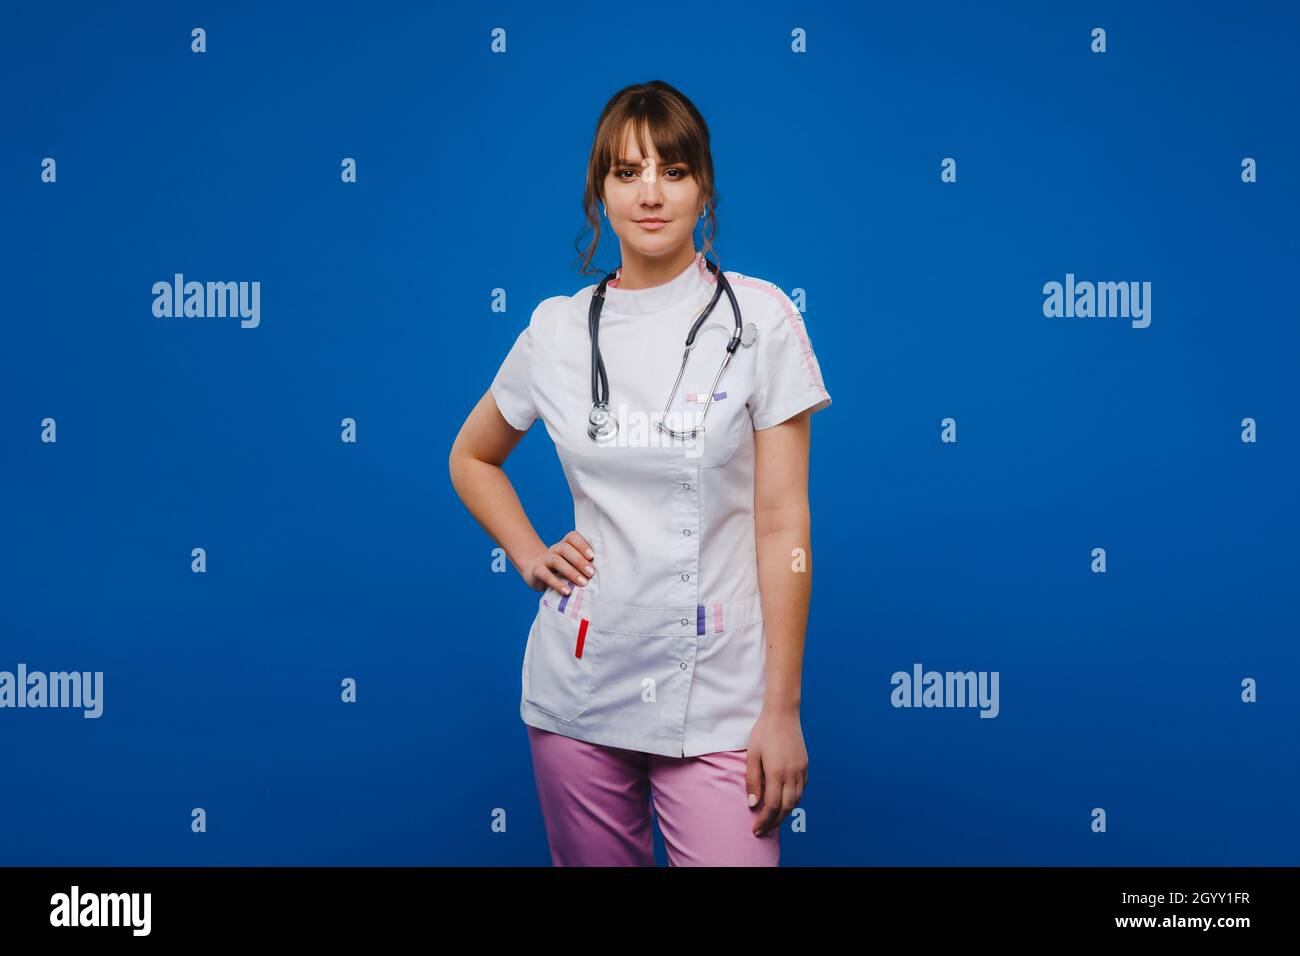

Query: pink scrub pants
left=526, top=725, right=781, bottom=866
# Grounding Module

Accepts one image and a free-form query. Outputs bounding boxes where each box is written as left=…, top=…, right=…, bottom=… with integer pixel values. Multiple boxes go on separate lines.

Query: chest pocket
left=658, top=326, right=750, bottom=469
left=658, top=395, right=745, bottom=468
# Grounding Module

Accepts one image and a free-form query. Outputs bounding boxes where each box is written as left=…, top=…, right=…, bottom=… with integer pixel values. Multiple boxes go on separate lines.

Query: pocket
left=657, top=336, right=750, bottom=469
left=522, top=603, right=595, bottom=722
left=658, top=399, right=745, bottom=469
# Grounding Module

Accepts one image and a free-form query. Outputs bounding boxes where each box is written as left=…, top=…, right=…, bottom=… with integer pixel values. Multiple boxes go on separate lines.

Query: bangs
left=606, top=112, right=696, bottom=172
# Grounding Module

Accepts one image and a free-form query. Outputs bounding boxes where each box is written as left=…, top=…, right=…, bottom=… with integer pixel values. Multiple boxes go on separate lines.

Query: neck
left=611, top=245, right=699, bottom=290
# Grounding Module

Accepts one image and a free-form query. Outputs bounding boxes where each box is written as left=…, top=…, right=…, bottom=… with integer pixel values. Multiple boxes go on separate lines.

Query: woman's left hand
left=745, top=707, right=808, bottom=837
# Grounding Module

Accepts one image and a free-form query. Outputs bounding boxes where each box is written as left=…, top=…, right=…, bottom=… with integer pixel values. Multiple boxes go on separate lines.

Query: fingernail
left=563, top=586, right=571, bottom=595
left=585, top=549, right=594, bottom=559
left=747, top=793, right=758, bottom=807
left=576, top=576, right=586, bottom=586
left=585, top=566, right=595, bottom=576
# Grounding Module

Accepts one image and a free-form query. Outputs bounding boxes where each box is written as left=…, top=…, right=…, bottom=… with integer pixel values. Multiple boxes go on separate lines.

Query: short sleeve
left=749, top=287, right=832, bottom=430
left=490, top=325, right=539, bottom=431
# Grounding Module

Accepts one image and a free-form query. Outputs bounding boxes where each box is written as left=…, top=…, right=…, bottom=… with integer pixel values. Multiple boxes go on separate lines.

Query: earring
left=699, top=207, right=706, bottom=220
left=601, top=203, right=607, bottom=218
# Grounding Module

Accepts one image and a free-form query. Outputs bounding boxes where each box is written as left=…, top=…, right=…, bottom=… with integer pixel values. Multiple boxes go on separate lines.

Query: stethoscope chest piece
left=740, top=322, right=758, bottom=348
left=587, top=402, right=618, bottom=442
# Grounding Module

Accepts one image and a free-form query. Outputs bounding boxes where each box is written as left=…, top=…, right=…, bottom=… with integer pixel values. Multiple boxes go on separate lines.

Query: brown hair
left=572, top=80, right=720, bottom=280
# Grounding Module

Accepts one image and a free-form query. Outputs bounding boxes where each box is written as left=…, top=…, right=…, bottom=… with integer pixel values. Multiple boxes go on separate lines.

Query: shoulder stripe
left=714, top=273, right=829, bottom=396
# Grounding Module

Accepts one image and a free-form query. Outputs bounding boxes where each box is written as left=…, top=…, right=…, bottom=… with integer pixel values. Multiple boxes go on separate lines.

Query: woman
left=448, top=80, right=831, bottom=866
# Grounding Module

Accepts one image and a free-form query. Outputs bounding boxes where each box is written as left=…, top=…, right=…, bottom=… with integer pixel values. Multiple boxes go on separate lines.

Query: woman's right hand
left=522, top=530, right=597, bottom=595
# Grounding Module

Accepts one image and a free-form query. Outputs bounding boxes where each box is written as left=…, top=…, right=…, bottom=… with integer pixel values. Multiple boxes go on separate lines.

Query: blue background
left=2, top=0, right=1296, bottom=865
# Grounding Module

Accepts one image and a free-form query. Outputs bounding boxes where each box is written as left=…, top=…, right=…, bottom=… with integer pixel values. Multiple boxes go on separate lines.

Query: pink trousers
left=526, top=725, right=780, bottom=866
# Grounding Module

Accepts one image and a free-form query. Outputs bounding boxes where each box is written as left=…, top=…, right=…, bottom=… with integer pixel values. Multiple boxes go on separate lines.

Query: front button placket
left=669, top=458, right=701, bottom=608
left=668, top=458, right=702, bottom=755
left=668, top=611, right=700, bottom=757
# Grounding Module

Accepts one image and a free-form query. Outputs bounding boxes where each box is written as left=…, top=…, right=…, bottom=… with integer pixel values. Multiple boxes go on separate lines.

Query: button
left=681, top=482, right=690, bottom=491
left=681, top=572, right=690, bottom=581
left=682, top=529, right=692, bottom=537
left=679, top=662, right=688, bottom=670
left=680, top=618, right=690, bottom=627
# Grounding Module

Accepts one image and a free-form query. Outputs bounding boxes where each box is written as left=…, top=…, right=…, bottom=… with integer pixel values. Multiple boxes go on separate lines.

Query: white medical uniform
left=490, top=252, right=831, bottom=757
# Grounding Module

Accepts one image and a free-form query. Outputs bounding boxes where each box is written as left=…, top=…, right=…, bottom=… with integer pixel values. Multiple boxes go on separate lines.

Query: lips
left=636, top=219, right=668, bottom=230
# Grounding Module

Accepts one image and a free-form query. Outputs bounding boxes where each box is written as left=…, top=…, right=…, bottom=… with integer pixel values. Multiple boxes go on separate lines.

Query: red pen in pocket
left=575, top=618, right=589, bottom=658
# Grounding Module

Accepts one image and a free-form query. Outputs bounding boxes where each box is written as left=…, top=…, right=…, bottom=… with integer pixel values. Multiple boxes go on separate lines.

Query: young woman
left=449, top=80, right=831, bottom=866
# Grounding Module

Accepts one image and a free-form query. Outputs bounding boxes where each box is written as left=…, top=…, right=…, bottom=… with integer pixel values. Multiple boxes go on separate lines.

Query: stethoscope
left=587, top=256, right=757, bottom=443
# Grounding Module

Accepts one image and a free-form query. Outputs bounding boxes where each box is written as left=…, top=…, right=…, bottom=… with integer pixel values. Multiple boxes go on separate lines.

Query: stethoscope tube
left=587, top=275, right=614, bottom=441
left=588, top=256, right=748, bottom=444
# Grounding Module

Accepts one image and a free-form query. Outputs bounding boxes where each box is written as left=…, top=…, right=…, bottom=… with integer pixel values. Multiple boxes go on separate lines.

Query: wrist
left=762, top=696, right=801, bottom=716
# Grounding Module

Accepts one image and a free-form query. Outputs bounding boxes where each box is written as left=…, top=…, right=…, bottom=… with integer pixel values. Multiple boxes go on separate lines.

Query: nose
left=637, top=158, right=664, bottom=205
left=637, top=176, right=664, bottom=206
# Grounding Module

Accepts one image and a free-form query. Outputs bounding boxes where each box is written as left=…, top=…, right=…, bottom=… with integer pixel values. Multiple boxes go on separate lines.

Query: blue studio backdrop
left=2, top=1, right=1296, bottom=866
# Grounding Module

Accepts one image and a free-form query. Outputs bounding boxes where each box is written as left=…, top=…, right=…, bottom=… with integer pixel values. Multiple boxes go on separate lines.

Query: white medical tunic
left=490, top=252, right=832, bottom=757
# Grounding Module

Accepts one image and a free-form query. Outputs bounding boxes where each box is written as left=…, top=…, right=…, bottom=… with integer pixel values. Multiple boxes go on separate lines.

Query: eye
left=614, top=166, right=689, bottom=180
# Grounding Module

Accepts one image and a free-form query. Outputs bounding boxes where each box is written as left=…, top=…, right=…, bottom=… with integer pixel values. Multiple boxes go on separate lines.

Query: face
left=601, top=125, right=703, bottom=261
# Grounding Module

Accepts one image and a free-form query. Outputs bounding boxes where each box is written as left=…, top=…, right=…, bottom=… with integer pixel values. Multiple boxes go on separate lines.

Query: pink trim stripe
left=543, top=587, right=584, bottom=614
left=713, top=602, right=723, bottom=634
left=702, top=269, right=829, bottom=397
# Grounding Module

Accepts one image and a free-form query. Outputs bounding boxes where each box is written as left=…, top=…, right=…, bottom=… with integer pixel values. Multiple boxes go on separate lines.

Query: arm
left=448, top=391, right=594, bottom=594
left=745, top=407, right=814, bottom=836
